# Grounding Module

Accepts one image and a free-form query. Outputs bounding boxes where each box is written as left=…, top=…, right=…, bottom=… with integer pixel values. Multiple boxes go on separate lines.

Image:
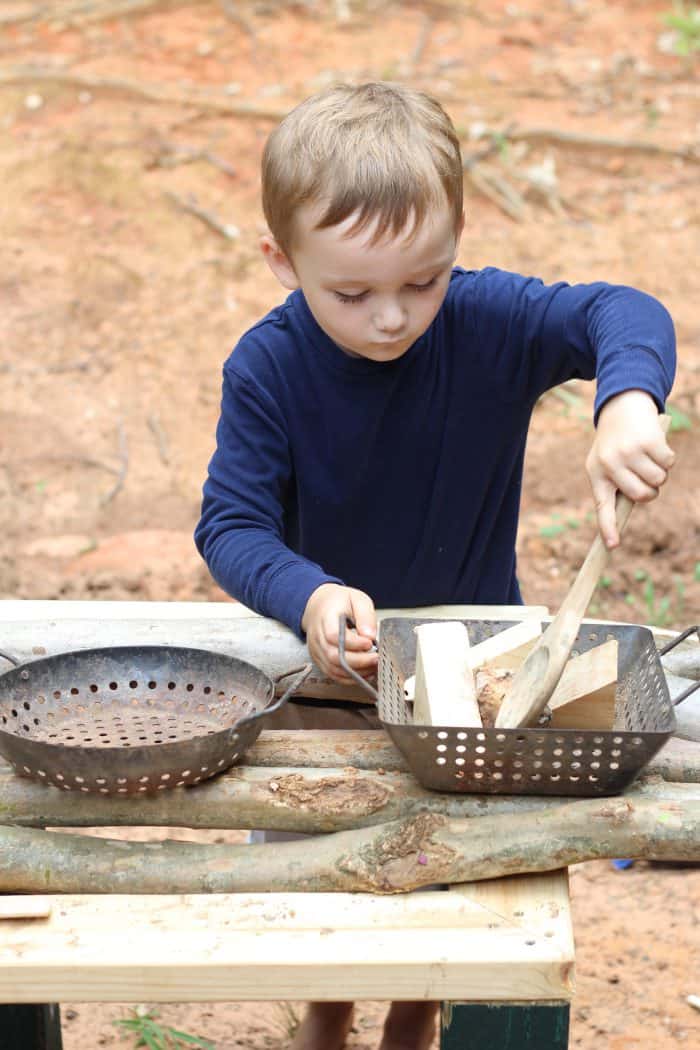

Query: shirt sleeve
left=194, top=364, right=343, bottom=637
left=467, top=268, right=676, bottom=418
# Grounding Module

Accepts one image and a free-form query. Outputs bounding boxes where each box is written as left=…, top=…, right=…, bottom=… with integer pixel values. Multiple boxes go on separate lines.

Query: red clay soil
left=1, top=1, right=698, bottom=1047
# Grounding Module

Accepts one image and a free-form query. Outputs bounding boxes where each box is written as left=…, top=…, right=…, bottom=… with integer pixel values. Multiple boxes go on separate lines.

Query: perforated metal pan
left=0, top=645, right=311, bottom=796
left=340, top=617, right=678, bottom=797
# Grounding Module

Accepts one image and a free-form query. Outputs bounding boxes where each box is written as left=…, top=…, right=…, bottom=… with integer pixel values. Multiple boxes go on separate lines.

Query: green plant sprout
left=663, top=3, right=700, bottom=56
left=114, top=1009, right=215, bottom=1049
left=666, top=402, right=694, bottom=431
left=539, top=514, right=580, bottom=539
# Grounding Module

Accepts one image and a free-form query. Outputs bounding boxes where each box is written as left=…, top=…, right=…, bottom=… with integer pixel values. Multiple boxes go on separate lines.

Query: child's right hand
left=301, top=583, right=378, bottom=685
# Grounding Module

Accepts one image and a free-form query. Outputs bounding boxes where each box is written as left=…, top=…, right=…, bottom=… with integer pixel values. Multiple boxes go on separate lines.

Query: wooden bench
left=0, top=600, right=580, bottom=1049
left=0, top=874, right=573, bottom=1049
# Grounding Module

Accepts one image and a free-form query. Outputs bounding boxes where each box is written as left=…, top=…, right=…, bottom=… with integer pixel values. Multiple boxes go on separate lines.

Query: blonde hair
left=262, top=82, right=463, bottom=257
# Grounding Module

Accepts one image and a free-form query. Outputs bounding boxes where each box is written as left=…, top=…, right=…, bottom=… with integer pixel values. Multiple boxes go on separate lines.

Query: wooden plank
left=547, top=640, right=618, bottom=730
left=413, top=623, right=481, bottom=727
left=0, top=873, right=573, bottom=1003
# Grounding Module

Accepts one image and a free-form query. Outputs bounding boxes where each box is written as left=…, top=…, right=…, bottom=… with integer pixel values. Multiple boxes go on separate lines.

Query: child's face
left=262, top=204, right=462, bottom=362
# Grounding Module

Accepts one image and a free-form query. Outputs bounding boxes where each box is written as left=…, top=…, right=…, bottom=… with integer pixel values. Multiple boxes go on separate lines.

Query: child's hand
left=301, top=584, right=378, bottom=685
left=586, top=390, right=675, bottom=549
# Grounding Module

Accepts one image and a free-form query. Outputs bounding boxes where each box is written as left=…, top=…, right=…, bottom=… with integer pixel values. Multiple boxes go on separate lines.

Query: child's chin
left=361, top=341, right=411, bottom=361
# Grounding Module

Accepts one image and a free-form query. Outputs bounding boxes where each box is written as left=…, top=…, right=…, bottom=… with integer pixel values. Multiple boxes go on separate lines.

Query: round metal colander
left=0, top=645, right=311, bottom=795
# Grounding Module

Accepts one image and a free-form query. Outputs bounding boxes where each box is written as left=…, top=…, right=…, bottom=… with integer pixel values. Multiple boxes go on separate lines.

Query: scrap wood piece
left=413, top=621, right=481, bottom=727
left=0, top=895, right=51, bottom=919
left=0, top=68, right=288, bottom=121
left=467, top=619, right=543, bottom=670
left=547, top=639, right=618, bottom=730
left=0, top=782, right=697, bottom=893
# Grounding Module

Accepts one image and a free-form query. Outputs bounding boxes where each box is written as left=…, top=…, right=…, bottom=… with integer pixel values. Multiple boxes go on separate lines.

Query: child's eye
left=409, top=276, right=438, bottom=292
left=334, top=290, right=368, bottom=304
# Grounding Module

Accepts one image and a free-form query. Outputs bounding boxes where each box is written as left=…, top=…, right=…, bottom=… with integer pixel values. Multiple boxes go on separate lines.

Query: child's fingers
left=348, top=589, right=377, bottom=642
left=592, top=474, right=620, bottom=549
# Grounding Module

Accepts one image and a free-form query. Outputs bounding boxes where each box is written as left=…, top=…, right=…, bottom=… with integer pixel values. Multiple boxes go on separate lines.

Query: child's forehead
left=295, top=202, right=457, bottom=275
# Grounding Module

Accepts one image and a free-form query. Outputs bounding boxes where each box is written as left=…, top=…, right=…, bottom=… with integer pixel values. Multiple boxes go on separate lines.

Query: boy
left=195, top=82, right=675, bottom=1050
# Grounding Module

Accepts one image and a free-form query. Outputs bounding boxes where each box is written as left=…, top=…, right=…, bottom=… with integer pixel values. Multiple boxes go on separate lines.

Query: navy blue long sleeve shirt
left=195, top=267, right=675, bottom=637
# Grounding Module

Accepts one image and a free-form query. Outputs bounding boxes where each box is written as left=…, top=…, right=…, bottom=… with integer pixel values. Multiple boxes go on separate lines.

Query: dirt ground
left=1, top=0, right=699, bottom=1047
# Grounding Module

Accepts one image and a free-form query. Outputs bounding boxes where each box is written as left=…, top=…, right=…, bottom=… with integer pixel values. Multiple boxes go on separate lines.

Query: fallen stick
left=99, top=420, right=128, bottom=507
left=0, top=69, right=287, bottom=121
left=1, top=783, right=697, bottom=893
left=505, top=125, right=700, bottom=164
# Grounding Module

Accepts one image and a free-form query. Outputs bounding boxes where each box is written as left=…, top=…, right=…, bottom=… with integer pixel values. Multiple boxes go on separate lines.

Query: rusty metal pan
left=0, top=645, right=310, bottom=796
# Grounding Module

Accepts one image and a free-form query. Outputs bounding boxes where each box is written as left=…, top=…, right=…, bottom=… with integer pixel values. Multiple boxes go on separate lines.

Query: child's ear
left=260, top=234, right=299, bottom=290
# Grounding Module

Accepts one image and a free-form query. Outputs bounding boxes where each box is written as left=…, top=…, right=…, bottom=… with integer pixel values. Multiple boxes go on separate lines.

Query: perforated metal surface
left=0, top=646, right=301, bottom=795
left=376, top=619, right=676, bottom=796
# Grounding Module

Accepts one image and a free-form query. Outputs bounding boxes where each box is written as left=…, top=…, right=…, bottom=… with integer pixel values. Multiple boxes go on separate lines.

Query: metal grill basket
left=346, top=618, right=676, bottom=797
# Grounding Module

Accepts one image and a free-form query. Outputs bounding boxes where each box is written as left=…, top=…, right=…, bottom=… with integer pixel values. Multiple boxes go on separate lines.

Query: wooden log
left=0, top=781, right=697, bottom=893
left=412, top=622, right=481, bottom=727
left=0, top=601, right=548, bottom=702
left=0, top=764, right=569, bottom=831
left=547, top=640, right=618, bottom=730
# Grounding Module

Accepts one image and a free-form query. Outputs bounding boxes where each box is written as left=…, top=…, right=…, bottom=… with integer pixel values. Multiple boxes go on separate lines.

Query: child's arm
left=586, top=389, right=675, bottom=548
left=301, top=583, right=378, bottom=684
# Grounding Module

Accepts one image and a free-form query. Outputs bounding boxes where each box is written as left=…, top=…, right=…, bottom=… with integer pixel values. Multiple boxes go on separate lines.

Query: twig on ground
left=406, top=13, right=435, bottom=71
left=219, top=0, right=258, bottom=51
left=164, top=190, right=240, bottom=240
left=506, top=125, right=700, bottom=163
left=58, top=0, right=207, bottom=27
left=13, top=454, right=120, bottom=476
left=147, top=414, right=170, bottom=466
left=0, top=4, right=46, bottom=25
left=147, top=142, right=236, bottom=178
left=100, top=421, right=129, bottom=507
left=0, top=68, right=288, bottom=121
left=465, top=164, right=526, bottom=222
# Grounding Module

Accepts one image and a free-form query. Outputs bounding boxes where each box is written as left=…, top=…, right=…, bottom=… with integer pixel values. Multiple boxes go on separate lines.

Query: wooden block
left=412, top=622, right=482, bottom=727
left=547, top=640, right=618, bottom=730
left=0, top=897, right=52, bottom=920
left=468, top=620, right=543, bottom=671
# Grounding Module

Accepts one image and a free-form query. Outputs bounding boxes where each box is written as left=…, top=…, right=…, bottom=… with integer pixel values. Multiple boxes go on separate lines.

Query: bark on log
left=0, top=761, right=695, bottom=832
left=1, top=782, right=697, bottom=893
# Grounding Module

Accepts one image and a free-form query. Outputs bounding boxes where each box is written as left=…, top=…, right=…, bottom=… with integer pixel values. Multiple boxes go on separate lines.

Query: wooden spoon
left=495, top=415, right=671, bottom=729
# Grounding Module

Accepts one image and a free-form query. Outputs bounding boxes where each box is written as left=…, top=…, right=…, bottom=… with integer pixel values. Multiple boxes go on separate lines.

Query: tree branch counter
left=1, top=601, right=698, bottom=1049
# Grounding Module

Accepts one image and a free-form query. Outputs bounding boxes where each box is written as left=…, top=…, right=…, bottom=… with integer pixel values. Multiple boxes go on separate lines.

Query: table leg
left=0, top=1004, right=63, bottom=1050
left=440, top=1001, right=569, bottom=1049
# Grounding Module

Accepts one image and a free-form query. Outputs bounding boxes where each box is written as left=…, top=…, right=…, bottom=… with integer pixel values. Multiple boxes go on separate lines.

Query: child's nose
left=374, top=299, right=406, bottom=333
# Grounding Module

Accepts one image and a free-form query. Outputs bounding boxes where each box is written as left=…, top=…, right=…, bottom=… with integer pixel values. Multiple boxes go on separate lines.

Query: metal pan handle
left=337, top=615, right=379, bottom=703
left=0, top=650, right=20, bottom=668
left=658, top=625, right=700, bottom=707
left=236, top=663, right=313, bottom=731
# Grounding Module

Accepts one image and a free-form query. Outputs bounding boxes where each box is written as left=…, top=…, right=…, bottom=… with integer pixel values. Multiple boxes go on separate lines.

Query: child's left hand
left=586, top=390, right=675, bottom=549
